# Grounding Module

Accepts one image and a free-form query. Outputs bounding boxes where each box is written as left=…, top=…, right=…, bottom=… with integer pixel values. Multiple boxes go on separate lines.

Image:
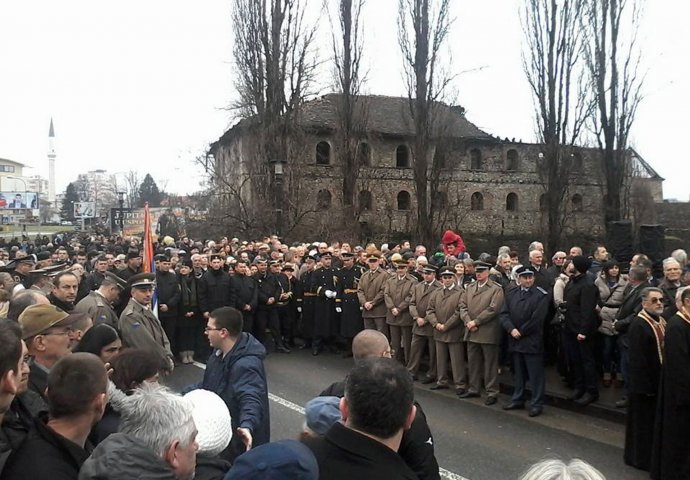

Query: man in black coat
left=624, top=287, right=665, bottom=471
left=304, top=357, right=418, bottom=480
left=308, top=252, right=340, bottom=356
left=1, top=353, right=107, bottom=480
left=562, top=256, right=601, bottom=406
left=229, top=261, right=258, bottom=334
left=500, top=266, right=550, bottom=417
left=85, top=255, right=109, bottom=292
left=612, top=266, right=648, bottom=408
left=198, top=254, right=233, bottom=320
left=253, top=259, right=289, bottom=353
left=155, top=254, right=181, bottom=357
left=319, top=330, right=439, bottom=480
left=336, top=253, right=364, bottom=357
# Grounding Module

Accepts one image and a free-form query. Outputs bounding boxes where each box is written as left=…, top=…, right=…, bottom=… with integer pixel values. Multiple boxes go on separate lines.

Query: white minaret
left=48, top=118, right=56, bottom=204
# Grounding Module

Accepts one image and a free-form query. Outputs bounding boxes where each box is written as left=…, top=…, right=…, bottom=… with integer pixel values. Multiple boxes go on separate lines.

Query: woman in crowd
left=595, top=260, right=628, bottom=387
left=178, top=258, right=202, bottom=363
left=73, top=323, right=122, bottom=364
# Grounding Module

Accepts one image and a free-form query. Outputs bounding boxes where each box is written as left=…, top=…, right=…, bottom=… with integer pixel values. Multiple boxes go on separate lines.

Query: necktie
left=424, top=283, right=429, bottom=293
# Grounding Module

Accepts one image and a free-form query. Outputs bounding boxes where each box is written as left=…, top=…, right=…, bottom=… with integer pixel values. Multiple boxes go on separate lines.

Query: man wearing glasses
left=17, top=304, right=77, bottom=402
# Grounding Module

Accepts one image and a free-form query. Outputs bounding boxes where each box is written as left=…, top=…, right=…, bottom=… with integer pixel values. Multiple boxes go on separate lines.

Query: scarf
left=638, top=309, right=666, bottom=364
left=180, top=275, right=198, bottom=308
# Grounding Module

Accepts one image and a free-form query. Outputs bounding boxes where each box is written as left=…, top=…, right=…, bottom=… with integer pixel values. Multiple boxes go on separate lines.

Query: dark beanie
left=571, top=255, right=591, bottom=274
left=181, top=259, right=193, bottom=268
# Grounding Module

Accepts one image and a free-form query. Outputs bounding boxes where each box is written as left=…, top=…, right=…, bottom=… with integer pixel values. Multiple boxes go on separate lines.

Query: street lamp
left=117, top=191, right=125, bottom=232
left=269, top=159, right=287, bottom=237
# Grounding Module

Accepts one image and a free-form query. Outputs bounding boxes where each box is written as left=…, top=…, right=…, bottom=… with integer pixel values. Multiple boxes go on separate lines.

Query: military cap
left=269, top=260, right=282, bottom=266
left=319, top=252, right=332, bottom=259
left=154, top=254, right=170, bottom=262
left=103, top=271, right=128, bottom=290
left=341, top=252, right=355, bottom=259
left=305, top=254, right=317, bottom=262
left=44, top=263, right=72, bottom=277
left=439, top=266, right=456, bottom=277
left=253, top=257, right=268, bottom=265
left=36, top=251, right=51, bottom=261
left=515, top=265, right=535, bottom=277
left=366, top=252, right=381, bottom=261
left=126, top=250, right=142, bottom=260
left=18, top=304, right=74, bottom=340
left=128, top=272, right=156, bottom=289
left=282, top=263, right=295, bottom=271
left=473, top=260, right=492, bottom=272
left=16, top=254, right=38, bottom=265
left=422, top=265, right=438, bottom=274
left=209, top=253, right=223, bottom=261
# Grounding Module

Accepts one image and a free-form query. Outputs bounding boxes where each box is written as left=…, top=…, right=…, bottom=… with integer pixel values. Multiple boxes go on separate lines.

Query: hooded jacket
left=191, top=333, right=270, bottom=458
left=78, top=433, right=177, bottom=480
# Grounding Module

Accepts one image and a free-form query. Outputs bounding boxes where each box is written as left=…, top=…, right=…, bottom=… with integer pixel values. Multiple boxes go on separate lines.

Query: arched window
left=397, top=191, right=411, bottom=210
left=506, top=149, right=519, bottom=171
left=539, top=194, right=547, bottom=212
left=358, top=142, right=371, bottom=166
left=432, top=191, right=448, bottom=210
left=316, top=189, right=332, bottom=210
left=434, top=147, right=447, bottom=169
left=358, top=190, right=373, bottom=211
left=396, top=145, right=410, bottom=168
left=572, top=194, right=583, bottom=212
left=470, top=192, right=484, bottom=211
left=470, top=148, right=482, bottom=170
left=316, top=141, right=331, bottom=165
left=506, top=192, right=519, bottom=212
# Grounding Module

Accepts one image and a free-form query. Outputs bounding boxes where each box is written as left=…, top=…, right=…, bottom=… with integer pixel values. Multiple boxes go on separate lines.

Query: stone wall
left=656, top=202, right=690, bottom=252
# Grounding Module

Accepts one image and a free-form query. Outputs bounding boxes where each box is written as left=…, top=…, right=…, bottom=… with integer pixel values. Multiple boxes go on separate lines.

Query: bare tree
left=123, top=171, right=141, bottom=208
left=583, top=0, right=645, bottom=227
left=521, top=0, right=590, bottom=252
left=327, top=0, right=370, bottom=210
left=398, top=0, right=454, bottom=245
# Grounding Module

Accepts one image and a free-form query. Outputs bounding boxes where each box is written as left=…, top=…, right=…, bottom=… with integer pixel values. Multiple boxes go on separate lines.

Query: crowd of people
left=0, top=229, right=687, bottom=479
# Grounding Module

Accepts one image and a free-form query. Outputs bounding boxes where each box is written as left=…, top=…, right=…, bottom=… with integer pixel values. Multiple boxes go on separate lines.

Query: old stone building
left=209, top=94, right=663, bottom=243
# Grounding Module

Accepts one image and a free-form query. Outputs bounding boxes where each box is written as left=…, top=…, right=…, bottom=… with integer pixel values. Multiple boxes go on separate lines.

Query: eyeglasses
left=43, top=328, right=73, bottom=337
left=648, top=297, right=663, bottom=304
left=204, top=326, right=223, bottom=332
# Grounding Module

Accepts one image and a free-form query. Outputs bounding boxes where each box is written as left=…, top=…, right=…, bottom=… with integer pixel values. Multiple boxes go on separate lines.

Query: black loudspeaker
left=607, top=220, right=634, bottom=265
left=638, top=224, right=666, bottom=263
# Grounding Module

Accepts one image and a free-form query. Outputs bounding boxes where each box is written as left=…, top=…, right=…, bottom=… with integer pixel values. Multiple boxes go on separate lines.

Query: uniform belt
left=344, top=289, right=358, bottom=294
left=303, top=293, right=318, bottom=297
left=276, top=301, right=289, bottom=306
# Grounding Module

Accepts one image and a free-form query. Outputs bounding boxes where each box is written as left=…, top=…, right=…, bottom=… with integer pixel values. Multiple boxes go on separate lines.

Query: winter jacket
left=79, top=433, right=177, bottom=480
left=155, top=270, right=181, bottom=317
left=594, top=274, right=628, bottom=336
left=563, top=273, right=601, bottom=337
left=187, top=333, right=270, bottom=460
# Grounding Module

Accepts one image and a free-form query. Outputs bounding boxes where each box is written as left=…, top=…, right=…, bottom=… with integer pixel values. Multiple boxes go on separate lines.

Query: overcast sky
left=0, top=0, right=687, bottom=200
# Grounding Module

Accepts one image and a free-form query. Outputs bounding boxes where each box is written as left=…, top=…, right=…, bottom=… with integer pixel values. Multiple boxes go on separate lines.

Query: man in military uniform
left=230, top=260, right=258, bottom=334
left=337, top=252, right=364, bottom=357
left=357, top=252, right=390, bottom=339
left=408, top=265, right=441, bottom=384
left=427, top=266, right=467, bottom=394
left=155, top=254, right=181, bottom=356
left=271, top=260, right=294, bottom=349
left=500, top=266, right=550, bottom=417
left=385, top=258, right=418, bottom=364
left=458, top=261, right=505, bottom=405
left=296, top=254, right=317, bottom=349
left=116, top=250, right=143, bottom=316
left=118, top=273, right=174, bottom=373
left=254, top=259, right=289, bottom=353
left=8, top=255, right=37, bottom=295
left=74, top=271, right=127, bottom=329
left=309, top=252, right=340, bottom=356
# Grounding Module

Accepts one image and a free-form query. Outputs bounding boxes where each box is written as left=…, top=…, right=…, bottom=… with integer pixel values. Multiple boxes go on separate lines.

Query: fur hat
left=183, top=389, right=233, bottom=457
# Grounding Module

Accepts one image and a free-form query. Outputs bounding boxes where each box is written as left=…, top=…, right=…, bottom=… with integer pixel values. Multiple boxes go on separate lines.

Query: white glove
left=330, top=291, right=338, bottom=299
left=336, top=307, right=342, bottom=313
left=297, top=307, right=302, bottom=313
left=325, top=290, right=335, bottom=298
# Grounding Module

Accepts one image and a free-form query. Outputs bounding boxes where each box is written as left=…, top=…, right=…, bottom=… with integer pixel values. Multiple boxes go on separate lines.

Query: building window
left=572, top=194, right=583, bottom=212
left=358, top=190, right=373, bottom=211
left=316, top=189, right=332, bottom=210
left=539, top=194, right=547, bottom=212
left=316, top=141, right=331, bottom=165
left=506, top=149, right=519, bottom=171
left=358, top=142, right=371, bottom=166
left=0, top=165, right=16, bottom=173
left=506, top=192, right=519, bottom=211
left=470, top=148, right=482, bottom=170
left=397, top=191, right=411, bottom=210
left=572, top=152, right=583, bottom=172
left=396, top=145, right=410, bottom=168
left=470, top=192, right=484, bottom=211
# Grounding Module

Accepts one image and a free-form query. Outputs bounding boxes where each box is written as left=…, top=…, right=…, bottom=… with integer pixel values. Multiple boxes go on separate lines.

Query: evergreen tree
left=60, top=182, right=80, bottom=221
left=138, top=173, right=163, bottom=207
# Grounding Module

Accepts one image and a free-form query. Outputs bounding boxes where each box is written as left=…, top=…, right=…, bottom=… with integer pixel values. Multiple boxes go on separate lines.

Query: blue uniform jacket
left=500, top=286, right=550, bottom=354
left=187, top=332, right=270, bottom=449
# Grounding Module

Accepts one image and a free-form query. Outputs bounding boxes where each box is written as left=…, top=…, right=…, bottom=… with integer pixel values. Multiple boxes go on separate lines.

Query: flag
left=142, top=202, right=158, bottom=318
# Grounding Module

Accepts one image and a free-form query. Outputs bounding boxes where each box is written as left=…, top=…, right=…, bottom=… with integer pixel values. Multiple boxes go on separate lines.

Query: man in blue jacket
left=186, top=306, right=270, bottom=461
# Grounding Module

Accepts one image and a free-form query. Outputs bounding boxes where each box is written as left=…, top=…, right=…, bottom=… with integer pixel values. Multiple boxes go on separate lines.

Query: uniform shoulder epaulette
left=490, top=280, right=502, bottom=288
left=536, top=286, right=549, bottom=295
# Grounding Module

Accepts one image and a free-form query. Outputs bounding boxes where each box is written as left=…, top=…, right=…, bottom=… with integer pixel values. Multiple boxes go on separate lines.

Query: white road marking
left=189, top=362, right=470, bottom=480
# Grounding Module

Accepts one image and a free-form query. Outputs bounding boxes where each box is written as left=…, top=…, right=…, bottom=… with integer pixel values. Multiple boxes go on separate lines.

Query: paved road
left=167, top=349, right=648, bottom=480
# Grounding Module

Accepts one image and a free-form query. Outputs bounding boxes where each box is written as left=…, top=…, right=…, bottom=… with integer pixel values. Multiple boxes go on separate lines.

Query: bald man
left=319, top=329, right=440, bottom=480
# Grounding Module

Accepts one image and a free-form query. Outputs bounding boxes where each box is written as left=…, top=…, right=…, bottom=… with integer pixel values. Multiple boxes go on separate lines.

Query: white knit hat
left=184, top=389, right=232, bottom=456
